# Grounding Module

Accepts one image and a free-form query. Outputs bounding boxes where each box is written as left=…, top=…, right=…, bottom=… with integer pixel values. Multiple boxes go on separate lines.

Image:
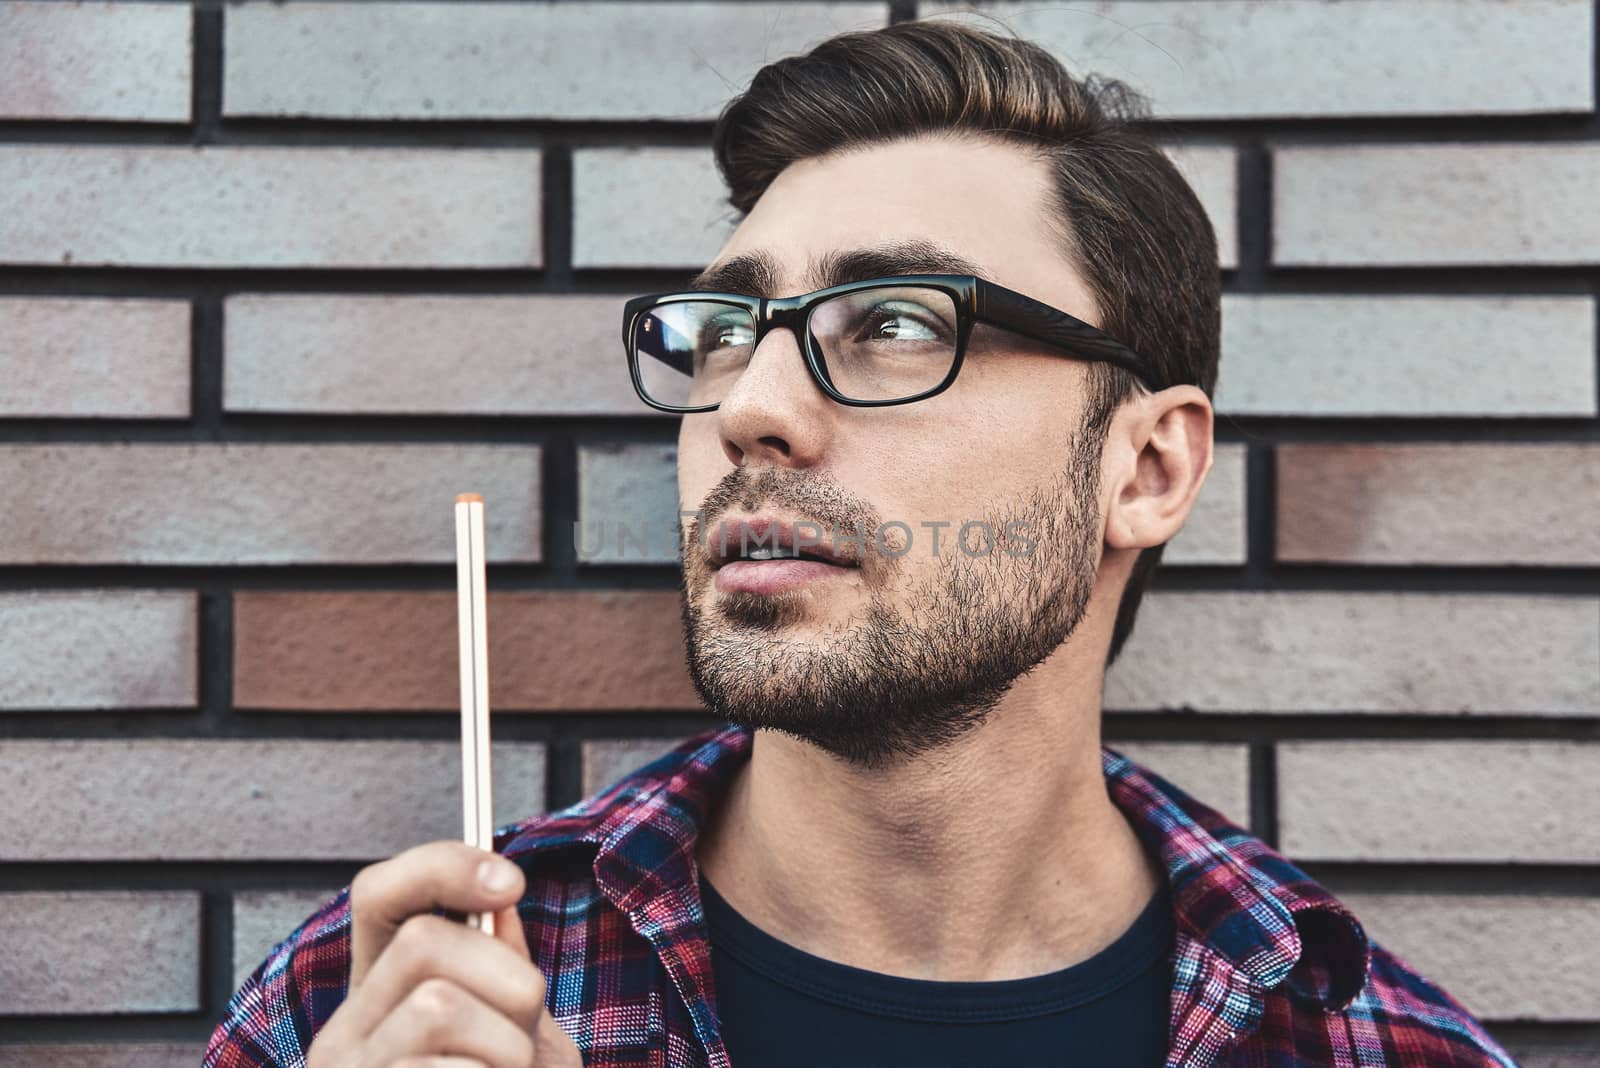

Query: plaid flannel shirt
left=205, top=724, right=1520, bottom=1067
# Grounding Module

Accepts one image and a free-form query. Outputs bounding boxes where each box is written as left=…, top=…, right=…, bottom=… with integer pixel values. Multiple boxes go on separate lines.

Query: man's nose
left=714, top=326, right=832, bottom=468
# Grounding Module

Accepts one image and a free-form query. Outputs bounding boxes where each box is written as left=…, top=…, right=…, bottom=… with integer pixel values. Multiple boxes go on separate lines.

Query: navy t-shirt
left=700, top=871, right=1174, bottom=1067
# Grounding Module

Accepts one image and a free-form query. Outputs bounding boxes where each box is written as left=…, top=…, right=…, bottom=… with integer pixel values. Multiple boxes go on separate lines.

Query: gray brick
left=1163, top=145, right=1237, bottom=268
left=1278, top=443, right=1600, bottom=566
left=577, top=444, right=680, bottom=565
left=573, top=148, right=732, bottom=270
left=224, top=2, right=887, bottom=120
left=0, top=1046, right=208, bottom=1067
left=1337, top=892, right=1600, bottom=1021
left=225, top=294, right=655, bottom=417
left=0, top=1, right=191, bottom=121
left=573, top=144, right=1236, bottom=270
left=0, top=297, right=191, bottom=418
left=1275, top=143, right=1600, bottom=265
left=233, top=889, right=345, bottom=990
left=577, top=442, right=1245, bottom=566
left=1104, top=592, right=1600, bottom=715
left=0, top=591, right=197, bottom=711
left=1507, top=1051, right=1600, bottom=1068
left=0, top=741, right=545, bottom=861
left=581, top=737, right=696, bottom=798
left=1279, top=741, right=1600, bottom=863
left=0, top=146, right=540, bottom=268
left=0, top=444, right=541, bottom=565
left=1217, top=295, right=1598, bottom=417
left=1110, top=742, right=1250, bottom=826
left=922, top=2, right=1593, bottom=118
left=0, top=892, right=199, bottom=1014
left=1164, top=442, right=1245, bottom=566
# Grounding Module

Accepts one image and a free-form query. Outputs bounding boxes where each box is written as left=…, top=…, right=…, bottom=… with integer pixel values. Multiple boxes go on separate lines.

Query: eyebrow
left=683, top=239, right=991, bottom=297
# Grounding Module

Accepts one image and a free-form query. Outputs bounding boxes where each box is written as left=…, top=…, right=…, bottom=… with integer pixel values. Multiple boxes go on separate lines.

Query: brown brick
left=0, top=892, right=199, bottom=1014
left=1105, top=591, right=1599, bottom=715
left=0, top=145, right=540, bottom=268
left=1337, top=892, right=1600, bottom=1021
left=0, top=1045, right=208, bottom=1067
left=0, top=444, right=540, bottom=564
left=235, top=591, right=698, bottom=712
left=0, top=2, right=191, bottom=121
left=225, top=294, right=654, bottom=417
left=1279, top=741, right=1600, bottom=863
left=0, top=591, right=197, bottom=711
left=0, top=298, right=190, bottom=417
left=0, top=740, right=545, bottom=861
left=1278, top=443, right=1600, bottom=565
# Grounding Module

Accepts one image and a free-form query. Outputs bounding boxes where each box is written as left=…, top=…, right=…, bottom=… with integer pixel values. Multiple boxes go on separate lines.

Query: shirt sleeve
left=202, top=888, right=355, bottom=1068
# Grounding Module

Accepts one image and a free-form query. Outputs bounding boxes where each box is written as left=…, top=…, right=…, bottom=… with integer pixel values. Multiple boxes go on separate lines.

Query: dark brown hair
left=709, top=17, right=1221, bottom=669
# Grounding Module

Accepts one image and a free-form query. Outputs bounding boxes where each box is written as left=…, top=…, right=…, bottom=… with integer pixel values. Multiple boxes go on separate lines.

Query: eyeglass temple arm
left=974, top=279, right=1157, bottom=387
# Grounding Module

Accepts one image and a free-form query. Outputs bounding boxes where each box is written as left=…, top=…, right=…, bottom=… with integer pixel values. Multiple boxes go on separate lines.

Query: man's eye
left=857, top=303, right=948, bottom=342
left=702, top=319, right=753, bottom=348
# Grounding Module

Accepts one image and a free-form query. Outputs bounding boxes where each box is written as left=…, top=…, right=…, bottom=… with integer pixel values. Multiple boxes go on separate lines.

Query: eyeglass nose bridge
left=734, top=294, right=841, bottom=399
left=746, top=295, right=816, bottom=352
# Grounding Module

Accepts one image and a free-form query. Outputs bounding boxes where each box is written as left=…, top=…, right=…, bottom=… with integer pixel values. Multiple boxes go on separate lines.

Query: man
left=206, top=19, right=1519, bottom=1068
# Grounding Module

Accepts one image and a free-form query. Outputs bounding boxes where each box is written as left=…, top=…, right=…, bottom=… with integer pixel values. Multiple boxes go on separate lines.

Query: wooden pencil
left=454, top=492, right=495, bottom=936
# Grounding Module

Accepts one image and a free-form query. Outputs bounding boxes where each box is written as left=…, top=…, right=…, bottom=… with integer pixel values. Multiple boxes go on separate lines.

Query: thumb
left=491, top=900, right=530, bottom=959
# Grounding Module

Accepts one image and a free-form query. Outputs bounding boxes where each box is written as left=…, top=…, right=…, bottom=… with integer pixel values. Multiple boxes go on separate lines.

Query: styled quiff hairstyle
left=708, top=17, right=1221, bottom=669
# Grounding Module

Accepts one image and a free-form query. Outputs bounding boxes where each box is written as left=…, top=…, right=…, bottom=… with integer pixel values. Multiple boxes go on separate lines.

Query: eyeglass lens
left=632, top=286, right=960, bottom=408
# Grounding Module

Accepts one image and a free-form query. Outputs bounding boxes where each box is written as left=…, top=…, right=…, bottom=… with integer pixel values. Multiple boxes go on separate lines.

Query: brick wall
left=0, top=1, right=1596, bottom=1064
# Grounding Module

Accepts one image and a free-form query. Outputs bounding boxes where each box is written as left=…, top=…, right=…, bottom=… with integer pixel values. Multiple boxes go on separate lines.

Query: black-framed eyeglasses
left=622, top=273, right=1160, bottom=413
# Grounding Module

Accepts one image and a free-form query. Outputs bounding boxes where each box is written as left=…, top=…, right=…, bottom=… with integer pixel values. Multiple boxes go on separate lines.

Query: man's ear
left=1104, top=385, right=1215, bottom=551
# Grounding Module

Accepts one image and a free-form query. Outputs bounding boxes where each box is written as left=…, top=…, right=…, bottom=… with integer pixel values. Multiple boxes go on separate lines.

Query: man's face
left=677, top=132, right=1118, bottom=770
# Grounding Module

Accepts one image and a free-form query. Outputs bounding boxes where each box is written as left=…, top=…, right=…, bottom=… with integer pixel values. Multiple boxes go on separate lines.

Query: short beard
left=679, top=426, right=1107, bottom=771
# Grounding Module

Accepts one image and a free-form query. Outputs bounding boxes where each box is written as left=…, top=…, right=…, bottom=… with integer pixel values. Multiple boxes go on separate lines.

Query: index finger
left=348, top=840, right=526, bottom=988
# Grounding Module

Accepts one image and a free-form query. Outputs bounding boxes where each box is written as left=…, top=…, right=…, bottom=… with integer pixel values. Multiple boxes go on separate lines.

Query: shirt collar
left=504, top=723, right=1371, bottom=1012
left=1099, top=744, right=1372, bottom=1011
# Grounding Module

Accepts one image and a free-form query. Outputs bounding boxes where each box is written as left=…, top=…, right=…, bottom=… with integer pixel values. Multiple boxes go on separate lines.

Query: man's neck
left=692, top=677, right=1166, bottom=983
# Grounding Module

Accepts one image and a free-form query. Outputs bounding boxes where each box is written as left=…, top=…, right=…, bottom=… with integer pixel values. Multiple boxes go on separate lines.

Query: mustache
left=693, top=466, right=881, bottom=546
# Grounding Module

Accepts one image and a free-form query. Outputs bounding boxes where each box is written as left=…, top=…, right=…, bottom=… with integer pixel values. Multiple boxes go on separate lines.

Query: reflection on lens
left=810, top=287, right=958, bottom=402
left=633, top=300, right=754, bottom=409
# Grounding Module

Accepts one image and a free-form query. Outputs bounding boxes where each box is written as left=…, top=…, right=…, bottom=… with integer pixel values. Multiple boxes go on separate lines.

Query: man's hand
left=305, top=841, right=585, bottom=1068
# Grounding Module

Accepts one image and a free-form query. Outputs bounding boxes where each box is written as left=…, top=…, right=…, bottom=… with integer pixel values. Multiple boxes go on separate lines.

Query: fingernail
left=478, top=859, right=517, bottom=892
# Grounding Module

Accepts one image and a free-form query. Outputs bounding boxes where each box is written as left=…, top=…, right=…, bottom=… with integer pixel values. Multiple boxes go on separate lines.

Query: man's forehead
left=685, top=239, right=993, bottom=298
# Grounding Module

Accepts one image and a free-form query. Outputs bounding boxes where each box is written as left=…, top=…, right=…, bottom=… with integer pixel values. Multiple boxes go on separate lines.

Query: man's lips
left=714, top=556, right=856, bottom=595
left=705, top=514, right=861, bottom=570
